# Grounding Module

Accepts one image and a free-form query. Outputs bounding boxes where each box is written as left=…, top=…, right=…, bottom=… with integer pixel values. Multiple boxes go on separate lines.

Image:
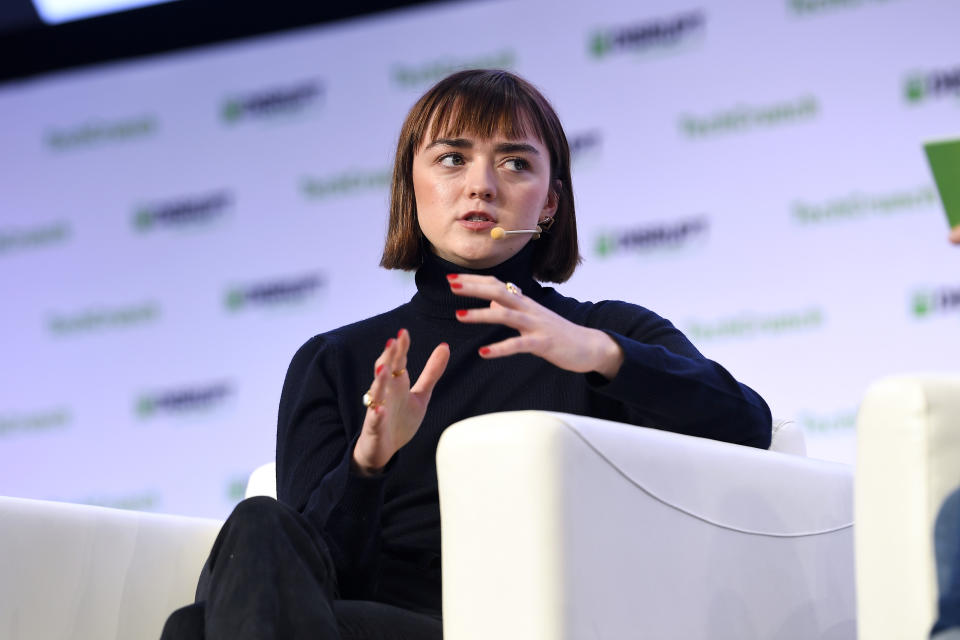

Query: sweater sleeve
left=275, top=334, right=388, bottom=598
left=583, top=300, right=772, bottom=448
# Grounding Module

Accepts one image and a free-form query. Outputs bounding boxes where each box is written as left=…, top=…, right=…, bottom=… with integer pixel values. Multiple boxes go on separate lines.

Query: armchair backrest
left=244, top=418, right=805, bottom=501
left=771, top=418, right=806, bottom=455
left=855, top=374, right=960, bottom=640
left=245, top=417, right=803, bottom=502
left=245, top=462, right=277, bottom=499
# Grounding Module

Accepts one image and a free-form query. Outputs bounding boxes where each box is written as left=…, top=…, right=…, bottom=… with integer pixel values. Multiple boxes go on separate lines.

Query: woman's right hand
left=352, top=329, right=450, bottom=476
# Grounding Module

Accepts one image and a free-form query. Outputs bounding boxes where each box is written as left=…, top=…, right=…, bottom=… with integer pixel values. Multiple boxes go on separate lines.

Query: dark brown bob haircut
left=380, top=69, right=580, bottom=283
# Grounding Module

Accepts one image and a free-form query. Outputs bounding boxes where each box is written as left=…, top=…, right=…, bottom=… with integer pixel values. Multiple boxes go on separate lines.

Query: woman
left=162, top=69, right=771, bottom=639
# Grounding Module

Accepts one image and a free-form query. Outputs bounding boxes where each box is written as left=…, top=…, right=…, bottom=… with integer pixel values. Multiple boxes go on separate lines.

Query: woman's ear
left=543, top=179, right=561, bottom=216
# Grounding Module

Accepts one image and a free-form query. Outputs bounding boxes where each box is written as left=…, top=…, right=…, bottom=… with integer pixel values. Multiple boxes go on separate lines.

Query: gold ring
left=362, top=391, right=381, bottom=409
left=505, top=282, right=521, bottom=296
left=391, top=369, right=406, bottom=378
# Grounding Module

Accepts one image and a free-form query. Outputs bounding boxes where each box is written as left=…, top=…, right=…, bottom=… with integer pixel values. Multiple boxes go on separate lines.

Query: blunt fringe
left=380, top=69, right=580, bottom=283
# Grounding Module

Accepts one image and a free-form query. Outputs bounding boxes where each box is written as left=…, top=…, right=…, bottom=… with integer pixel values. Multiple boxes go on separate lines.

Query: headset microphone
left=490, top=226, right=542, bottom=240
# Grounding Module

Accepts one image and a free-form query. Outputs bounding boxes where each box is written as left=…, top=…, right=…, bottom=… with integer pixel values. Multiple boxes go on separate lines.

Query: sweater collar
left=411, top=243, right=544, bottom=317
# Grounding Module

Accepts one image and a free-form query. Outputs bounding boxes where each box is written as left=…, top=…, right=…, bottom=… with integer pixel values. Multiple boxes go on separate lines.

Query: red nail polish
left=446, top=274, right=458, bottom=280
left=479, top=347, right=491, bottom=355
left=440, top=342, right=449, bottom=348
left=376, top=365, right=384, bottom=375
left=456, top=309, right=468, bottom=317
left=450, top=282, right=463, bottom=289
left=397, top=328, right=404, bottom=338
left=386, top=338, right=394, bottom=348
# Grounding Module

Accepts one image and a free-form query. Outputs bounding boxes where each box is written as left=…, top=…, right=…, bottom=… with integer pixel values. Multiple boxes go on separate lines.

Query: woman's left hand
left=448, top=274, right=625, bottom=379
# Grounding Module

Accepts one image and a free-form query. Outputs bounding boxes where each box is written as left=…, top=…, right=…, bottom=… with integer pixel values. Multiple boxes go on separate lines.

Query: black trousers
left=159, top=496, right=443, bottom=640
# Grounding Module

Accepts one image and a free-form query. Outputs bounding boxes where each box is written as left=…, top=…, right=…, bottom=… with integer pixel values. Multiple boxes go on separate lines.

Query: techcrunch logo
left=797, top=408, right=857, bottom=433
left=0, top=407, right=71, bottom=438
left=82, top=492, right=159, bottom=511
left=222, top=79, right=325, bottom=124
left=301, top=168, right=391, bottom=200
left=792, top=186, right=937, bottom=224
left=912, top=285, right=960, bottom=318
left=594, top=216, right=709, bottom=258
left=789, top=0, right=901, bottom=16
left=46, top=115, right=157, bottom=150
left=136, top=382, right=233, bottom=418
left=225, top=273, right=326, bottom=310
left=905, top=65, right=960, bottom=104
left=0, top=221, right=71, bottom=256
left=685, top=307, right=824, bottom=341
left=48, top=302, right=160, bottom=336
left=133, top=190, right=233, bottom=231
left=680, top=96, right=819, bottom=138
left=392, top=50, right=515, bottom=88
left=590, top=10, right=705, bottom=59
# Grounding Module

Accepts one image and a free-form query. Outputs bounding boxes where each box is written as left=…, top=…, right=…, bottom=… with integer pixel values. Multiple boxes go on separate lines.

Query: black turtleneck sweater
left=275, top=244, right=771, bottom=617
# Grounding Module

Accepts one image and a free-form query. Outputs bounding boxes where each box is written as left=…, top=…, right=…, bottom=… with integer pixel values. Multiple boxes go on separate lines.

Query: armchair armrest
left=437, top=411, right=855, bottom=640
left=0, top=496, right=222, bottom=640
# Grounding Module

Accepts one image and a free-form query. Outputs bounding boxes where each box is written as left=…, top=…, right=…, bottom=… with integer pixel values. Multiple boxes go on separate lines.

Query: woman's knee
left=227, top=496, right=306, bottom=530
left=223, top=496, right=327, bottom=558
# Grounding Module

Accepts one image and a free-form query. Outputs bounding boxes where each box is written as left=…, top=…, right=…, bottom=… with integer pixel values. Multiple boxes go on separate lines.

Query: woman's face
left=412, top=126, right=557, bottom=269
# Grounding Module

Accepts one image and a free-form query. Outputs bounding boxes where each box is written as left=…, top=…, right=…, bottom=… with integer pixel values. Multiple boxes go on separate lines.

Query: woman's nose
left=467, top=163, right=496, bottom=200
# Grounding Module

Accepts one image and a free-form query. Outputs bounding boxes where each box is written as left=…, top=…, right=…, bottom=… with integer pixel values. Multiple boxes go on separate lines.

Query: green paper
left=924, top=138, right=960, bottom=228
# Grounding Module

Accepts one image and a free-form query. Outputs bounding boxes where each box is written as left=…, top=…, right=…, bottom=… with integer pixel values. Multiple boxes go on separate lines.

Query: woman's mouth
left=458, top=211, right=497, bottom=231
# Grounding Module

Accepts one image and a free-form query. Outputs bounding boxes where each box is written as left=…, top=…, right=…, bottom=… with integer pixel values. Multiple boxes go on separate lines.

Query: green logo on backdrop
left=134, top=209, right=153, bottom=230
left=912, top=291, right=933, bottom=317
left=686, top=307, right=824, bottom=341
left=226, top=476, right=248, bottom=502
left=132, top=191, right=233, bottom=232
left=0, top=221, right=71, bottom=256
left=0, top=407, right=71, bottom=438
left=48, top=302, right=160, bottom=336
left=226, top=289, right=245, bottom=310
left=225, top=274, right=325, bottom=311
left=222, top=100, right=242, bottom=122
left=680, top=96, right=819, bottom=138
left=46, top=115, right=157, bottom=150
left=136, top=382, right=233, bottom=419
left=590, top=33, right=611, bottom=58
left=904, top=66, right=960, bottom=104
left=392, top=50, right=515, bottom=88
left=220, top=80, right=324, bottom=124
left=905, top=75, right=927, bottom=103
left=301, top=168, right=391, bottom=200
left=589, top=10, right=705, bottom=59
left=595, top=234, right=617, bottom=257
left=594, top=217, right=709, bottom=258
left=911, top=285, right=960, bottom=318
left=791, top=186, right=937, bottom=224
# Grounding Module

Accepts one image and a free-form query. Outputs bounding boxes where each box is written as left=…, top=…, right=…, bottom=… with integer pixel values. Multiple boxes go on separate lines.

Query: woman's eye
left=504, top=158, right=529, bottom=171
left=439, top=154, right=464, bottom=167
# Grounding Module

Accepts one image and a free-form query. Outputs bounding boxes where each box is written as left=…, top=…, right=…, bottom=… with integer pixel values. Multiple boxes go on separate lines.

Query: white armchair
left=0, top=412, right=855, bottom=640
left=437, top=411, right=854, bottom=640
left=855, top=375, right=960, bottom=640
left=0, top=497, right=222, bottom=640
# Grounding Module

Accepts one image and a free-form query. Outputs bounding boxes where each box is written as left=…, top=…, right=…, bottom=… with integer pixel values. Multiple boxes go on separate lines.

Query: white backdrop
left=1, top=0, right=958, bottom=518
